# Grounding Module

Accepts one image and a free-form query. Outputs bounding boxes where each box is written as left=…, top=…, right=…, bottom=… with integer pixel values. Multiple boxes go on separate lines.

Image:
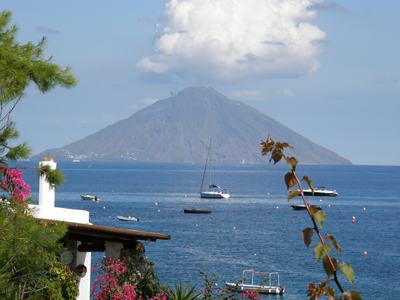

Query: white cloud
left=137, top=0, right=326, bottom=83
left=231, top=88, right=295, bottom=100
left=272, top=88, right=295, bottom=97
left=140, top=97, right=159, bottom=105
left=374, top=77, right=397, bottom=84
left=230, top=90, right=268, bottom=100
left=128, top=98, right=159, bottom=111
left=36, top=26, right=60, bottom=35
left=101, top=115, right=118, bottom=125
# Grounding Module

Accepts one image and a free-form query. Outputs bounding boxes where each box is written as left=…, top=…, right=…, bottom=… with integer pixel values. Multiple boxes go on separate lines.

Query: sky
left=2, top=0, right=399, bottom=165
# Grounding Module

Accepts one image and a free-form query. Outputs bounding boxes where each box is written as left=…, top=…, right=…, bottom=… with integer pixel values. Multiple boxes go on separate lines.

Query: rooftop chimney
left=39, top=157, right=56, bottom=207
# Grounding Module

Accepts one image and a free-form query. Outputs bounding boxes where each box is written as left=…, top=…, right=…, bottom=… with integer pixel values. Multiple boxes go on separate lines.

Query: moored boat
left=200, top=185, right=230, bottom=199
left=291, top=204, right=322, bottom=211
left=117, top=216, right=140, bottom=221
left=301, top=187, right=338, bottom=197
left=200, top=139, right=230, bottom=199
left=226, top=270, right=284, bottom=295
left=81, top=194, right=99, bottom=201
left=184, top=209, right=212, bottom=214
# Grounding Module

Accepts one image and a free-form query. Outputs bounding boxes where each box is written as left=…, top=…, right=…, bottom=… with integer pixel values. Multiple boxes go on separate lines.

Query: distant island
left=32, top=87, right=351, bottom=165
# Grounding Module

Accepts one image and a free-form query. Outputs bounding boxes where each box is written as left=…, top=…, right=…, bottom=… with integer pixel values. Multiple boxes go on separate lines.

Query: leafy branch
left=259, top=135, right=361, bottom=300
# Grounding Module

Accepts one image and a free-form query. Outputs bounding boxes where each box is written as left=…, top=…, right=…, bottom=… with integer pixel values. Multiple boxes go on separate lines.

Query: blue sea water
left=23, top=162, right=400, bottom=299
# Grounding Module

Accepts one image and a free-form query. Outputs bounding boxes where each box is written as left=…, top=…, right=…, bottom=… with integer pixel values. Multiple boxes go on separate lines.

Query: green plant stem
left=292, top=171, right=344, bottom=294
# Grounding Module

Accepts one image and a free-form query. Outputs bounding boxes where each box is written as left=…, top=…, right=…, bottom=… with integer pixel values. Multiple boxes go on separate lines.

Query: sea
left=22, top=162, right=400, bottom=299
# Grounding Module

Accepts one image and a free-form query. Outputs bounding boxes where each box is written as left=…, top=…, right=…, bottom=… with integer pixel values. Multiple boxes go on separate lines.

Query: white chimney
left=39, top=157, right=56, bottom=207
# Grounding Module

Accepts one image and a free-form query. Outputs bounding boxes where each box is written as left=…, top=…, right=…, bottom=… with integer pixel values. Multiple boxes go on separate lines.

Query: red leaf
left=302, top=227, right=314, bottom=249
left=285, top=172, right=297, bottom=190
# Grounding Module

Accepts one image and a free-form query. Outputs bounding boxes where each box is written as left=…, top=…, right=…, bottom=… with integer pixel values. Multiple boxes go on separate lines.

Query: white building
left=30, top=157, right=170, bottom=300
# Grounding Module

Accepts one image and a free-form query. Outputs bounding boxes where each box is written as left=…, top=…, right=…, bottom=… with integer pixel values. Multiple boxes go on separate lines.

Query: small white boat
left=302, top=187, right=338, bottom=197
left=200, top=185, right=230, bottom=199
left=200, top=139, right=230, bottom=199
left=226, top=270, right=284, bottom=295
left=81, top=194, right=100, bottom=201
left=117, top=216, right=140, bottom=221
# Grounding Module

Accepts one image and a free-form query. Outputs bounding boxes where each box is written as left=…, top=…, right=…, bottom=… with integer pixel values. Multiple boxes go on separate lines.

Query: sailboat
left=199, top=139, right=230, bottom=199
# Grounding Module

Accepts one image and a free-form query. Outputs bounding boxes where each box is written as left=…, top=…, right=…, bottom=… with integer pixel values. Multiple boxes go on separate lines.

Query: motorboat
left=291, top=204, right=322, bottom=211
left=301, top=187, right=338, bottom=197
left=184, top=209, right=212, bottom=214
left=199, top=139, right=230, bottom=199
left=226, top=270, right=284, bottom=295
left=81, top=194, right=99, bottom=201
left=117, top=216, right=140, bottom=221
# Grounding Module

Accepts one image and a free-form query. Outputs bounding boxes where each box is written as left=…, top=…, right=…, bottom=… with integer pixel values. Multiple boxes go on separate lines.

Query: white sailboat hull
left=200, top=191, right=230, bottom=199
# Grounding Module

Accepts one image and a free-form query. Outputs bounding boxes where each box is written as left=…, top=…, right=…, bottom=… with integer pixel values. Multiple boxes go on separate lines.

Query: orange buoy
left=111, top=191, right=114, bottom=193
left=328, top=205, right=331, bottom=207
left=157, top=210, right=160, bottom=213
left=267, top=193, right=270, bottom=195
left=103, top=207, right=105, bottom=209
left=155, top=203, right=158, bottom=206
left=91, top=193, right=93, bottom=195
left=268, top=211, right=271, bottom=214
left=276, top=206, right=279, bottom=209
left=294, top=215, right=297, bottom=218
left=96, top=201, right=99, bottom=203
left=319, top=199, right=322, bottom=202
left=352, top=219, right=355, bottom=223
left=364, top=251, right=367, bottom=255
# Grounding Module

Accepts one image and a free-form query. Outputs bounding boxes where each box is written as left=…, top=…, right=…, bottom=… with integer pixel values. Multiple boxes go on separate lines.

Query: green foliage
left=165, top=280, right=201, bottom=300
left=286, top=157, right=298, bottom=171
left=0, top=206, right=71, bottom=299
left=312, top=210, right=326, bottom=229
left=288, top=188, right=301, bottom=201
left=301, top=176, right=314, bottom=193
left=38, top=165, right=66, bottom=189
left=314, top=243, right=332, bottom=262
left=323, top=256, right=335, bottom=279
left=48, top=260, right=79, bottom=299
left=325, top=234, right=342, bottom=256
left=93, top=249, right=166, bottom=299
left=0, top=9, right=76, bottom=166
left=0, top=10, right=77, bottom=105
left=259, top=136, right=361, bottom=299
left=339, top=263, right=355, bottom=285
left=0, top=9, right=75, bottom=300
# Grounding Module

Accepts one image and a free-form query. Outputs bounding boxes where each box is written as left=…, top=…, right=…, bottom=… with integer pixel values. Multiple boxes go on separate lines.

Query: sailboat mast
left=209, top=139, right=211, bottom=191
left=200, top=139, right=211, bottom=193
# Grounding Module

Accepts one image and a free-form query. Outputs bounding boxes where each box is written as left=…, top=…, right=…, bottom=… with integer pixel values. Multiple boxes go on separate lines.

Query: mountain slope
left=32, top=87, right=351, bottom=164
